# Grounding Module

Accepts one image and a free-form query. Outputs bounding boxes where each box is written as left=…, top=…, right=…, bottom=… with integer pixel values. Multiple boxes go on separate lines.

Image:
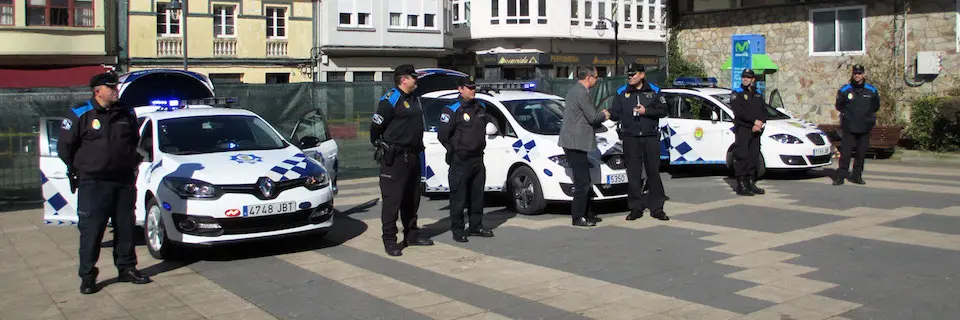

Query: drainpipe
left=902, top=0, right=925, bottom=87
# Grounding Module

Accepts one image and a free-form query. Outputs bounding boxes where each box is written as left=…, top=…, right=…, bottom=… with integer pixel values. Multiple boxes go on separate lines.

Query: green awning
left=721, top=54, right=779, bottom=72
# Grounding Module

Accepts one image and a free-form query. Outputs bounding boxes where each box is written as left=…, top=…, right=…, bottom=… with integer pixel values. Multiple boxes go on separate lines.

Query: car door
left=38, top=117, right=78, bottom=225
left=420, top=96, right=453, bottom=190
left=290, top=109, right=339, bottom=182
left=664, top=93, right=729, bottom=164
left=478, top=99, right=515, bottom=192
left=768, top=88, right=791, bottom=117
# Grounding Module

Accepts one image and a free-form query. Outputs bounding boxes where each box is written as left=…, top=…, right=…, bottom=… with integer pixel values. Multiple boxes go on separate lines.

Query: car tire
left=144, top=198, right=179, bottom=260
left=508, top=166, right=546, bottom=215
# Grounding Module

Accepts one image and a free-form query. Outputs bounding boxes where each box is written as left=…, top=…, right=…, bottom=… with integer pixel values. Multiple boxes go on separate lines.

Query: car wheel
left=509, top=166, right=546, bottom=215
left=145, top=198, right=178, bottom=260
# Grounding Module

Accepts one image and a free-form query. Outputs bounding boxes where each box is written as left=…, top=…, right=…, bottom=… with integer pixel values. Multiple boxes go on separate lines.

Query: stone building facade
left=671, top=0, right=959, bottom=125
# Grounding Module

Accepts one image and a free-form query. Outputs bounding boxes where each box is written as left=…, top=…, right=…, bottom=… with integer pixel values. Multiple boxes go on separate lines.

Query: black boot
left=849, top=174, right=865, bottom=185
left=747, top=176, right=766, bottom=195
left=469, top=228, right=495, bottom=237
left=384, top=242, right=403, bottom=256
left=626, top=210, right=644, bottom=221
left=118, top=268, right=152, bottom=284
left=79, top=267, right=99, bottom=294
left=404, top=234, right=435, bottom=246
left=650, top=209, right=670, bottom=221
left=736, top=177, right=754, bottom=196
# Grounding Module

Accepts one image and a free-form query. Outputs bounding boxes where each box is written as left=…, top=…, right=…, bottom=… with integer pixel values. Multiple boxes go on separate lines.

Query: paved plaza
left=2, top=160, right=960, bottom=320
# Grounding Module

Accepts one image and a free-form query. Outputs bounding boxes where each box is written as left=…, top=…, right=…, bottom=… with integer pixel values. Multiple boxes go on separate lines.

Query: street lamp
left=595, top=17, right=619, bottom=76
left=168, top=0, right=188, bottom=71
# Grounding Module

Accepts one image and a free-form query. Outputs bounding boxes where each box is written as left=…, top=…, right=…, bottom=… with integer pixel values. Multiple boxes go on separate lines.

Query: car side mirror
left=711, top=111, right=719, bottom=122
left=485, top=122, right=499, bottom=135
left=299, top=136, right=321, bottom=149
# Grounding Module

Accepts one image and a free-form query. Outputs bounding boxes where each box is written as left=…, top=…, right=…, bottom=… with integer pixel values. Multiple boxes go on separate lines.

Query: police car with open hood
left=37, top=69, right=336, bottom=259
left=414, top=69, right=629, bottom=215
left=622, top=77, right=834, bottom=176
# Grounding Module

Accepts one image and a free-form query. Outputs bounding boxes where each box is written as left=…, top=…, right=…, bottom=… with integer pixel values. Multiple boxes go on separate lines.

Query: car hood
left=155, top=147, right=326, bottom=185
left=765, top=119, right=825, bottom=138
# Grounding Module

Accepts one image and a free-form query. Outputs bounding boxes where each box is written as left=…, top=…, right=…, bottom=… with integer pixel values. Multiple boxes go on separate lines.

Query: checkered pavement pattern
left=267, top=153, right=323, bottom=182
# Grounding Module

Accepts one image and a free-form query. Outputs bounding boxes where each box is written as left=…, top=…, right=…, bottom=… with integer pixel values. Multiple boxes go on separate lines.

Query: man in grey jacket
left=559, top=67, right=610, bottom=227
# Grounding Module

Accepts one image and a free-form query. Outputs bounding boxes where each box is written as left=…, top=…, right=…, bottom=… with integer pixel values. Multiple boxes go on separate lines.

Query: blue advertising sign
left=731, top=35, right=753, bottom=90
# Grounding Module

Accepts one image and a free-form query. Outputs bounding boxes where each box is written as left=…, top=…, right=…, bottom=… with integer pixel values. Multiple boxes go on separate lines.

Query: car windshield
left=157, top=115, right=288, bottom=155
left=711, top=94, right=792, bottom=120
left=502, top=99, right=565, bottom=135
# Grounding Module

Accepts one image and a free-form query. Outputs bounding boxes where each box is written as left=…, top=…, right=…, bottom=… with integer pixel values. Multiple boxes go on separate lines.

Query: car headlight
left=162, top=177, right=222, bottom=199
left=304, top=172, right=330, bottom=190
left=769, top=134, right=803, bottom=144
left=548, top=155, right=569, bottom=168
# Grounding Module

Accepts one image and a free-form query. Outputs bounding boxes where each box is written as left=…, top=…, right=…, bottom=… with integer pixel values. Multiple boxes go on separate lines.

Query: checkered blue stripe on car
left=267, top=153, right=323, bottom=181
left=512, top=139, right=536, bottom=162
left=40, top=171, right=77, bottom=225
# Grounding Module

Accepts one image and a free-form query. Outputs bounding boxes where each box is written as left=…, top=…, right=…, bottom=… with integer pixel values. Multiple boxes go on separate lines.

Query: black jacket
left=370, top=87, right=425, bottom=151
left=609, top=81, right=669, bottom=137
left=57, top=99, right=142, bottom=183
left=835, top=81, right=880, bottom=134
left=730, top=85, right=768, bottom=129
left=437, top=97, right=490, bottom=160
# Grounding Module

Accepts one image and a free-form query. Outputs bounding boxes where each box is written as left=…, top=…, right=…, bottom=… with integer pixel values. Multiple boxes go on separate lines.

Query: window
left=677, top=95, right=715, bottom=121
left=327, top=72, right=346, bottom=82
left=358, top=13, right=370, bottom=25
left=208, top=73, right=243, bottom=84
left=156, top=3, right=180, bottom=35
left=213, top=5, right=236, bottom=37
left=506, top=0, right=530, bottom=24
left=538, top=0, right=546, bottom=24
left=158, top=116, right=287, bottom=155
left=810, top=6, right=865, bottom=55
left=491, top=0, right=499, bottom=24
left=266, top=73, right=290, bottom=84
left=482, top=100, right=516, bottom=137
left=0, top=0, right=13, bottom=26
left=452, top=0, right=472, bottom=28
left=570, top=0, right=578, bottom=25
left=424, top=14, right=435, bottom=27
left=623, top=0, right=632, bottom=28
left=503, top=99, right=565, bottom=135
left=339, top=0, right=372, bottom=27
left=266, top=7, right=287, bottom=38
left=390, top=12, right=401, bottom=26
left=585, top=1, right=593, bottom=26
left=339, top=12, right=351, bottom=24
left=407, top=14, right=418, bottom=26
left=598, top=1, right=605, bottom=20
left=26, top=0, right=93, bottom=27
left=354, top=72, right=376, bottom=82
left=139, top=121, right=154, bottom=161
left=292, top=110, right=331, bottom=144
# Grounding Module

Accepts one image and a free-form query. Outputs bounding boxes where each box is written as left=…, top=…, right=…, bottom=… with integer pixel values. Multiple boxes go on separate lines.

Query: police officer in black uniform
left=58, top=72, right=151, bottom=294
left=730, top=69, right=767, bottom=196
left=371, top=64, right=434, bottom=256
left=438, top=78, right=496, bottom=242
left=833, top=64, right=880, bottom=186
left=609, top=64, right=670, bottom=221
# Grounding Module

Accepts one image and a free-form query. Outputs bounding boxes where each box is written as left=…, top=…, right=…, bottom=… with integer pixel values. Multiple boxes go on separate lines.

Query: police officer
left=610, top=64, right=669, bottom=221
left=438, top=78, right=495, bottom=242
left=371, top=64, right=434, bottom=256
left=730, top=69, right=767, bottom=196
left=833, top=64, right=879, bottom=186
left=58, top=72, right=151, bottom=294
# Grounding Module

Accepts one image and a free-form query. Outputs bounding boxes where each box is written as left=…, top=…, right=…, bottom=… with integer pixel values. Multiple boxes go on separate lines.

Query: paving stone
left=679, top=204, right=848, bottom=234
left=882, top=213, right=960, bottom=235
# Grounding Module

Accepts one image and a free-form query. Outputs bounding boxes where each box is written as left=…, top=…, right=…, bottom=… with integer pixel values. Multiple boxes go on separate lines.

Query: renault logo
left=257, top=177, right=275, bottom=198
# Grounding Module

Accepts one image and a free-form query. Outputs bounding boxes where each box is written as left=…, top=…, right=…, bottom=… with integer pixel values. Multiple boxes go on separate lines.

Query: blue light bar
left=476, top=81, right=538, bottom=91
left=673, top=77, right=719, bottom=87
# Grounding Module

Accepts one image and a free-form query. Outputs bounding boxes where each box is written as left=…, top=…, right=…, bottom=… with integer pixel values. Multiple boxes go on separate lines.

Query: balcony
left=266, top=39, right=288, bottom=57
left=157, top=37, right=183, bottom=57
left=213, top=38, right=237, bottom=56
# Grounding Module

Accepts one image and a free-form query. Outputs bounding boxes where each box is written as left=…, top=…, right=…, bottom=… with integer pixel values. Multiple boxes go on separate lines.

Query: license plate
left=606, top=173, right=628, bottom=184
left=244, top=201, right=297, bottom=217
left=813, top=146, right=831, bottom=156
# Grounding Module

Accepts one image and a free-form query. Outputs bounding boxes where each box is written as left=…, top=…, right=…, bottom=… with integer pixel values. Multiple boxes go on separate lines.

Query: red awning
left=0, top=65, right=112, bottom=88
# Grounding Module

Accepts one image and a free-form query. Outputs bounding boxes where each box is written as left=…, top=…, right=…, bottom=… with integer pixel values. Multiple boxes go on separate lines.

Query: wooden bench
left=817, top=124, right=900, bottom=158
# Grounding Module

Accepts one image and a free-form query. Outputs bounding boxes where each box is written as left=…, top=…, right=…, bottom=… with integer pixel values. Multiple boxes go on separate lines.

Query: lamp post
left=168, top=0, right=188, bottom=71
left=595, top=17, right=619, bottom=76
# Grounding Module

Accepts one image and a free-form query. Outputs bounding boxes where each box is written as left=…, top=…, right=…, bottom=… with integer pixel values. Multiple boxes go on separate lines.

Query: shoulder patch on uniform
left=446, top=101, right=462, bottom=113
left=840, top=84, right=853, bottom=92
left=649, top=83, right=661, bottom=94
left=372, top=114, right=385, bottom=125
left=379, top=88, right=402, bottom=107
left=616, top=85, right=628, bottom=95
left=440, top=113, right=451, bottom=123
left=864, top=83, right=878, bottom=93
left=61, top=119, right=72, bottom=130
left=71, top=101, right=94, bottom=118
left=732, top=87, right=744, bottom=93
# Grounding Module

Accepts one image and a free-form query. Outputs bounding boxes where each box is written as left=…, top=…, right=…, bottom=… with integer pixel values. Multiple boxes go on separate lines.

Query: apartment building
left=443, top=0, right=668, bottom=80
left=0, top=0, right=119, bottom=88
left=670, top=0, right=959, bottom=125
left=125, top=0, right=314, bottom=84
left=317, top=0, right=452, bottom=82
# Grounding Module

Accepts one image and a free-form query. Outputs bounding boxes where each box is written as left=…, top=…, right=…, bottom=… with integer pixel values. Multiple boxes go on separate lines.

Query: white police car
left=37, top=69, right=335, bottom=259
left=417, top=75, right=629, bottom=215
left=650, top=77, right=834, bottom=176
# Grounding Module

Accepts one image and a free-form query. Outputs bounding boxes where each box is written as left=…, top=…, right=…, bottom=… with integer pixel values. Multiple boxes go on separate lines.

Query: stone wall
left=674, top=0, right=959, bottom=125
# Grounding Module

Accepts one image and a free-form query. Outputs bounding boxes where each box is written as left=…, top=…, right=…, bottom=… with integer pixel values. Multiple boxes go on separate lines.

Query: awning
left=0, top=65, right=111, bottom=88
left=721, top=54, right=779, bottom=72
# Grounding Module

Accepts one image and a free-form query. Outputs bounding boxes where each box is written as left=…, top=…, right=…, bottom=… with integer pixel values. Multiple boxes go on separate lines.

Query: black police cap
left=627, top=64, right=646, bottom=75
left=457, top=77, right=476, bottom=88
left=741, top=68, right=756, bottom=78
left=89, top=72, right=118, bottom=88
left=394, top=64, right=417, bottom=77
left=852, top=64, right=865, bottom=74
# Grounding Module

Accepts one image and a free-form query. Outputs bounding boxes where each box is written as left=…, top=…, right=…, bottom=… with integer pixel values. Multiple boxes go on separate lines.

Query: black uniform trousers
left=77, top=178, right=138, bottom=279
left=448, top=155, right=485, bottom=236
left=563, top=148, right=593, bottom=221
left=734, top=127, right=762, bottom=177
left=837, top=131, right=869, bottom=179
left=379, top=151, right=423, bottom=244
left=624, top=135, right=664, bottom=213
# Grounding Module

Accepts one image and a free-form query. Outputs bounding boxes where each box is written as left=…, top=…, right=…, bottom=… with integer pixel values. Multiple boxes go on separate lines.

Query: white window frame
left=265, top=6, right=288, bottom=39
left=808, top=5, right=867, bottom=57
left=157, top=3, right=181, bottom=37
left=452, top=0, right=470, bottom=27
left=505, top=0, right=532, bottom=24
left=338, top=0, right=373, bottom=28
left=389, top=0, right=440, bottom=30
left=213, top=4, right=237, bottom=38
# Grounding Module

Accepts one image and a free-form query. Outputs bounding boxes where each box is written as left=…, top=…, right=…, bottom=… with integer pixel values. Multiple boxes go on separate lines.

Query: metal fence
left=0, top=72, right=660, bottom=201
